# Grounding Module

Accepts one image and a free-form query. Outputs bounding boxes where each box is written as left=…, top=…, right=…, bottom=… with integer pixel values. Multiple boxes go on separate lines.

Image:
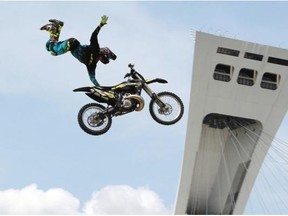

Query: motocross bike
left=73, top=64, right=184, bottom=136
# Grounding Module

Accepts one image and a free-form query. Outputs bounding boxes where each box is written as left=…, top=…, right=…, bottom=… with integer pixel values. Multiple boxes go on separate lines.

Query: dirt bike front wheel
left=78, top=103, right=112, bottom=136
left=149, top=91, right=184, bottom=125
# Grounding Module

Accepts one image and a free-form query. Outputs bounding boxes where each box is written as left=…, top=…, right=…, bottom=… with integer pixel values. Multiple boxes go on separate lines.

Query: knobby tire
left=149, top=91, right=184, bottom=125
left=78, top=103, right=112, bottom=136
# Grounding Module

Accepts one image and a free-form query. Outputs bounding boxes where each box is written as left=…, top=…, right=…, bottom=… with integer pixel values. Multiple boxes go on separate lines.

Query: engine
left=120, top=94, right=145, bottom=111
left=122, top=98, right=132, bottom=109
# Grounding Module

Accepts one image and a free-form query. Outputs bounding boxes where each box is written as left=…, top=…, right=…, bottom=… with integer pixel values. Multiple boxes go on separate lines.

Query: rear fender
left=146, top=78, right=168, bottom=85
left=74, top=87, right=117, bottom=105
left=73, top=87, right=93, bottom=92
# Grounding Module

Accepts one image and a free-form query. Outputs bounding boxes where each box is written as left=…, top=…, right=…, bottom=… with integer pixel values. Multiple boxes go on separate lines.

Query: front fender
left=146, top=78, right=168, bottom=84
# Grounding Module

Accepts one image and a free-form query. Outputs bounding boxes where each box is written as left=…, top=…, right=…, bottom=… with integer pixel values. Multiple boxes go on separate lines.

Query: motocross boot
left=49, top=19, right=64, bottom=28
left=40, top=23, right=53, bottom=31
left=49, top=19, right=64, bottom=41
left=40, top=19, right=63, bottom=42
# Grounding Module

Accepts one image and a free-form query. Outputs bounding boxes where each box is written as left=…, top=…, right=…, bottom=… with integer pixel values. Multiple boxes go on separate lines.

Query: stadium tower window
left=213, top=64, right=234, bottom=82
left=261, top=72, right=280, bottom=90
left=268, top=57, right=288, bottom=66
left=244, top=52, right=263, bottom=61
left=237, top=68, right=257, bottom=86
left=217, top=47, right=240, bottom=57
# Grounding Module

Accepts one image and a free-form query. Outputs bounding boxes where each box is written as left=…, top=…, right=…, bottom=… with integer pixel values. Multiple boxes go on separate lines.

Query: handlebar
left=124, top=63, right=136, bottom=79
left=128, top=63, right=134, bottom=69
left=124, top=63, right=146, bottom=81
left=124, top=73, right=130, bottom=79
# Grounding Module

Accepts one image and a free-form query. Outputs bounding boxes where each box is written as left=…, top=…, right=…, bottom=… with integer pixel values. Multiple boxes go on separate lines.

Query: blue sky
left=0, top=1, right=288, bottom=214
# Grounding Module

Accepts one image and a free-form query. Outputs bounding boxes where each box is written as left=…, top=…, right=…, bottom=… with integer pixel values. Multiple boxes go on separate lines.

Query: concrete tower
left=174, top=31, right=288, bottom=214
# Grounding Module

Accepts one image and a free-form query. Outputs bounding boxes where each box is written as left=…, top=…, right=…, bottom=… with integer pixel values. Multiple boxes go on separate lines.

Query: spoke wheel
left=78, top=103, right=112, bottom=136
left=149, top=92, right=184, bottom=125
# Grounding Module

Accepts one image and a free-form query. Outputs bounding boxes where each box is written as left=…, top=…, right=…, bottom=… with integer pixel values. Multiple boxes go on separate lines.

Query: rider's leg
left=45, top=38, right=80, bottom=56
left=41, top=19, right=77, bottom=56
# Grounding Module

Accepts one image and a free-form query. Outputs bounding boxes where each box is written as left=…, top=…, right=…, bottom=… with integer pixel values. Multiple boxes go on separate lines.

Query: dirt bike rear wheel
left=149, top=91, right=184, bottom=125
left=78, top=103, right=112, bottom=136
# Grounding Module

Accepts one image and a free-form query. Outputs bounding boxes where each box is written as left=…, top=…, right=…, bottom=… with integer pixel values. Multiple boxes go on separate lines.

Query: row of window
left=213, top=64, right=280, bottom=90
left=217, top=47, right=288, bottom=66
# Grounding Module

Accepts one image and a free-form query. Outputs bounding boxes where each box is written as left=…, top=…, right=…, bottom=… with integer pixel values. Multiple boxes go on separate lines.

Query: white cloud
left=0, top=184, right=80, bottom=214
left=83, top=185, right=170, bottom=215
left=0, top=184, right=170, bottom=215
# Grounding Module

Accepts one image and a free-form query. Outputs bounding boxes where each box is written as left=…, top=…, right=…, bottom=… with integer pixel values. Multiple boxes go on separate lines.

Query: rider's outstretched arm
left=90, top=15, right=108, bottom=46
left=86, top=65, right=100, bottom=86
left=88, top=71, right=100, bottom=86
left=89, top=73, right=100, bottom=86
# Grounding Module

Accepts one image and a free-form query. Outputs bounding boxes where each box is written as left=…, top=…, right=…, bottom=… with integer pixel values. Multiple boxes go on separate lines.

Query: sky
left=0, top=1, right=288, bottom=214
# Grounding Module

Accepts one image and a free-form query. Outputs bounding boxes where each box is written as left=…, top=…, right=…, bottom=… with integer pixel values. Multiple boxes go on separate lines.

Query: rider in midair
left=40, top=15, right=117, bottom=86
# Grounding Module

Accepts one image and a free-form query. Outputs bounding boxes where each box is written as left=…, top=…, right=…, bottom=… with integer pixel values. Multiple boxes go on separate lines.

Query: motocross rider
left=40, top=15, right=117, bottom=86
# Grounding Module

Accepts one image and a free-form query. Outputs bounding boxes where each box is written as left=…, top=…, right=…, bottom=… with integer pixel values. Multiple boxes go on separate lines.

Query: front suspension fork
left=143, top=84, right=166, bottom=108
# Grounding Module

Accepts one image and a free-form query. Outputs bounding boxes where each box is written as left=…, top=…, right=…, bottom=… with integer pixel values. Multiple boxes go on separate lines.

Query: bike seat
left=95, top=81, right=131, bottom=91
left=94, top=85, right=114, bottom=91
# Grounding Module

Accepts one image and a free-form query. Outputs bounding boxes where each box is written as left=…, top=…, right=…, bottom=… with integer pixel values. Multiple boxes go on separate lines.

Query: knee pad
left=66, top=38, right=80, bottom=51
